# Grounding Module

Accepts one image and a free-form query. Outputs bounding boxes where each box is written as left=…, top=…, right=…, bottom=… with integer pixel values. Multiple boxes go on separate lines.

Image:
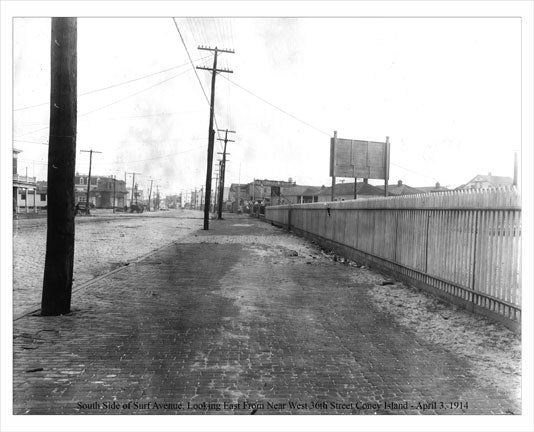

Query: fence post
left=394, top=210, right=399, bottom=262
left=287, top=208, right=292, bottom=231
left=471, top=211, right=480, bottom=305
left=424, top=212, right=430, bottom=272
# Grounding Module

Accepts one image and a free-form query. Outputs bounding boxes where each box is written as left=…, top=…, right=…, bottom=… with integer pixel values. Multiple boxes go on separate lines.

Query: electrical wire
left=172, top=18, right=211, bottom=109
left=13, top=56, right=211, bottom=112
left=173, top=18, right=224, bottom=149
left=219, top=74, right=331, bottom=137
left=78, top=68, right=193, bottom=118
left=391, top=162, right=439, bottom=182
left=100, top=144, right=207, bottom=165
left=14, top=59, right=210, bottom=139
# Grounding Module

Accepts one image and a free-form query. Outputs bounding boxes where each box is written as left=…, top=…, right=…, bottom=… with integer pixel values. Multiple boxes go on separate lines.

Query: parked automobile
left=74, top=202, right=93, bottom=216
left=129, top=203, right=144, bottom=213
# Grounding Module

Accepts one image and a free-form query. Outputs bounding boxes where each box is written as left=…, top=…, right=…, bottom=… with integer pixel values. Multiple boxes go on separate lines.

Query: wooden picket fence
left=265, top=187, right=521, bottom=326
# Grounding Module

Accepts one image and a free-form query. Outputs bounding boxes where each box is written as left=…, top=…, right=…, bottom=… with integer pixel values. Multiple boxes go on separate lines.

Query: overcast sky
left=12, top=16, right=521, bottom=196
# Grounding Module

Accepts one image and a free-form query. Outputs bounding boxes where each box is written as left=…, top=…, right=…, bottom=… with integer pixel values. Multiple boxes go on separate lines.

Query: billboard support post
left=385, top=136, right=390, bottom=197
left=330, top=131, right=337, bottom=202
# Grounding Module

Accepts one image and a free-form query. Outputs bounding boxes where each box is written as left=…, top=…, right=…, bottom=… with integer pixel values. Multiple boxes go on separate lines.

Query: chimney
left=435, top=182, right=440, bottom=188
left=397, top=180, right=403, bottom=186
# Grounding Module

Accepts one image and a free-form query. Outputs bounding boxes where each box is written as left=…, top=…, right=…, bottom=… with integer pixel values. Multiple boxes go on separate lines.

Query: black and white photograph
left=1, top=1, right=533, bottom=432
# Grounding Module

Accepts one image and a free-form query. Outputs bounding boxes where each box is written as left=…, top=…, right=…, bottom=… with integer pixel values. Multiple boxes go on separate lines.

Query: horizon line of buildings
left=13, top=149, right=516, bottom=214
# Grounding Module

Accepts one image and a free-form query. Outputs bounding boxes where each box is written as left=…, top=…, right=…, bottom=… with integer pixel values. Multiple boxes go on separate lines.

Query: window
left=40, top=194, right=46, bottom=201
left=21, top=193, right=26, bottom=200
left=91, top=178, right=97, bottom=185
left=80, top=177, right=84, bottom=184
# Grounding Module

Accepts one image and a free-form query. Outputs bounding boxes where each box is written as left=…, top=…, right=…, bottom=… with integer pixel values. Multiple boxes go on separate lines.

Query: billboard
left=330, top=137, right=390, bottom=180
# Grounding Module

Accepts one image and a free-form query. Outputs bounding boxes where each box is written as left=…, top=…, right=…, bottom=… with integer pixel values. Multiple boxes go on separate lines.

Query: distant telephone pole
left=80, top=149, right=102, bottom=212
left=197, top=45, right=234, bottom=230
left=41, top=18, right=77, bottom=316
left=112, top=175, right=116, bottom=212
left=214, top=168, right=220, bottom=213
left=147, top=179, right=154, bottom=211
left=126, top=172, right=141, bottom=206
left=217, top=129, right=235, bottom=219
left=237, top=163, right=241, bottom=213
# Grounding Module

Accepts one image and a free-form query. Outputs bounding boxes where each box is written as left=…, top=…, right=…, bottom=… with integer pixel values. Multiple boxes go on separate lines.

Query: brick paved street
left=12, top=209, right=201, bottom=316
left=12, top=215, right=521, bottom=415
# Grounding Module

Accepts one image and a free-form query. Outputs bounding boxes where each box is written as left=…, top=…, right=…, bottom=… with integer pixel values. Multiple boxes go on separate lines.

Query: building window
left=80, top=177, right=85, bottom=184
left=40, top=194, right=46, bottom=201
left=21, top=193, right=26, bottom=200
left=91, top=178, right=97, bottom=185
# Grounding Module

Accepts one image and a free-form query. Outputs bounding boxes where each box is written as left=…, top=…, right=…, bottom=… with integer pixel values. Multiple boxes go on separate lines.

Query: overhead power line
left=172, top=18, right=211, bottom=109
left=391, top=162, right=439, bottom=182
left=219, top=74, right=331, bottom=137
left=13, top=55, right=211, bottom=112
left=101, top=144, right=207, bottom=165
left=172, top=18, right=223, bottom=147
left=15, top=60, right=209, bottom=139
left=78, top=67, right=194, bottom=117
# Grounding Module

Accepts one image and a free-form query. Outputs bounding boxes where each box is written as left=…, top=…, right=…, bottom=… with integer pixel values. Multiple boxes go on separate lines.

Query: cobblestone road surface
left=12, top=210, right=202, bottom=316
left=12, top=215, right=521, bottom=415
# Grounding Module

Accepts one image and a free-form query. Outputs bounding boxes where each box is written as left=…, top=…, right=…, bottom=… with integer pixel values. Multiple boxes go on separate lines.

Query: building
left=277, top=185, right=322, bottom=205
left=34, top=181, right=48, bottom=209
left=228, top=183, right=250, bottom=212
left=456, top=173, right=514, bottom=190
left=165, top=194, right=182, bottom=209
left=74, top=174, right=128, bottom=208
left=248, top=179, right=297, bottom=205
left=317, top=181, right=384, bottom=202
left=376, top=180, right=422, bottom=196
left=414, top=182, right=450, bottom=194
left=13, top=149, right=37, bottom=214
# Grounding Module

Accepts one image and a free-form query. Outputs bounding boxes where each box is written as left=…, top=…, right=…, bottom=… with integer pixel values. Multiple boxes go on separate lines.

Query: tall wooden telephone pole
left=217, top=129, right=235, bottom=219
left=41, top=18, right=77, bottom=316
left=197, top=45, right=234, bottom=230
left=80, top=149, right=101, bottom=212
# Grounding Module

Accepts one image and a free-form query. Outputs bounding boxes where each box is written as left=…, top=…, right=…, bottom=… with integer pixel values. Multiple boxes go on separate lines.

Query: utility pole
left=214, top=168, right=220, bottom=214
left=41, top=17, right=77, bottom=316
left=80, top=149, right=102, bottom=213
left=237, top=163, right=241, bottom=213
left=126, top=172, right=141, bottom=208
left=147, top=179, right=154, bottom=211
left=112, top=175, right=116, bottom=212
left=197, top=45, right=234, bottom=230
left=217, top=129, right=235, bottom=219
